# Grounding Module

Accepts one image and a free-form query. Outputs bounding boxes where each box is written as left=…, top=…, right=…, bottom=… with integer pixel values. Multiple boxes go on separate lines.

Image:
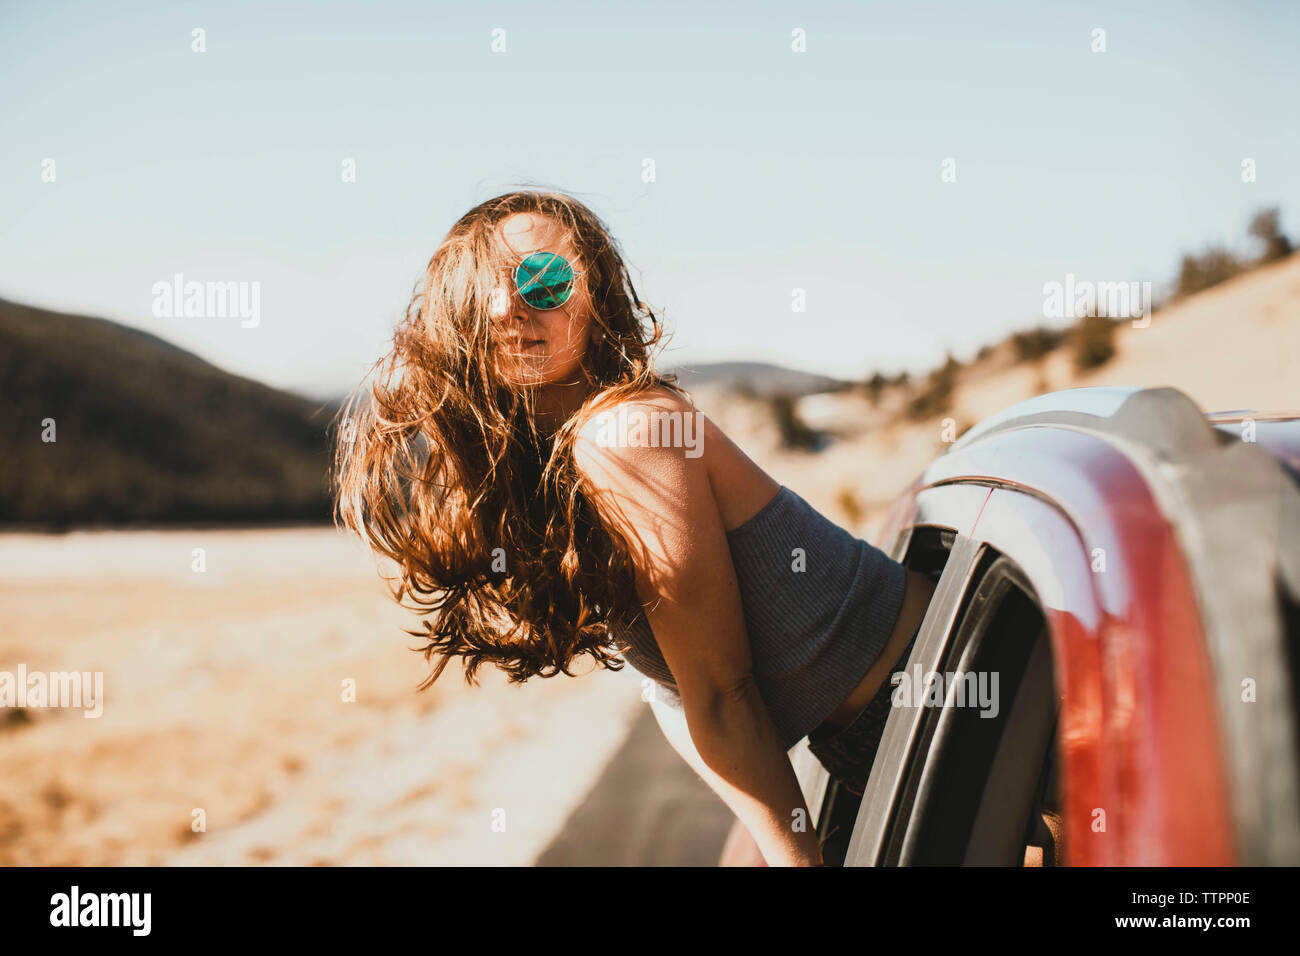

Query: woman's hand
left=574, top=389, right=824, bottom=867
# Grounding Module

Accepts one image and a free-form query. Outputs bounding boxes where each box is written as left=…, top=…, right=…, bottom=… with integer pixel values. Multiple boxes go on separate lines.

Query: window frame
left=885, top=553, right=1060, bottom=866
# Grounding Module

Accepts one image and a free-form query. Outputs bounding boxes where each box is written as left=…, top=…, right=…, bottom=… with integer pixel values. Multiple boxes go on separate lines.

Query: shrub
left=907, top=355, right=961, bottom=421
left=864, top=371, right=888, bottom=406
left=1071, top=312, right=1117, bottom=372
left=1248, top=207, right=1293, bottom=264
left=1175, top=246, right=1243, bottom=298
left=768, top=392, right=821, bottom=450
left=1011, top=326, right=1067, bottom=363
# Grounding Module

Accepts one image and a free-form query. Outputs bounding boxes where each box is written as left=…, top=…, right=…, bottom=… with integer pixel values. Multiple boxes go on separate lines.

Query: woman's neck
left=532, top=379, right=594, bottom=432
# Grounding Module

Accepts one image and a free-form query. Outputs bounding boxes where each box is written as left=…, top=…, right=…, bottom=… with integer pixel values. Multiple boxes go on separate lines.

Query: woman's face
left=489, top=212, right=593, bottom=387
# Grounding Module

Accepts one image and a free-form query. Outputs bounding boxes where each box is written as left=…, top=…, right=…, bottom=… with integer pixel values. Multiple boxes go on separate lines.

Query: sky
left=2, top=0, right=1297, bottom=399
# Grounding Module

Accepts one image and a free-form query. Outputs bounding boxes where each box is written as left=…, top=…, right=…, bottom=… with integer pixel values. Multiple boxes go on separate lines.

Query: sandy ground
left=0, top=528, right=647, bottom=866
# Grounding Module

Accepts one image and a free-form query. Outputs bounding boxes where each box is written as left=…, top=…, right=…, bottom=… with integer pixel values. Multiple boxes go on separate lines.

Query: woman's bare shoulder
left=571, top=386, right=702, bottom=487
left=579, top=383, right=696, bottom=421
left=572, top=385, right=778, bottom=532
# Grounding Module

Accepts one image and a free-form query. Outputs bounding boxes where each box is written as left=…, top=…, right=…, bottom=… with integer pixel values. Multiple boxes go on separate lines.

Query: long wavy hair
left=333, top=189, right=682, bottom=690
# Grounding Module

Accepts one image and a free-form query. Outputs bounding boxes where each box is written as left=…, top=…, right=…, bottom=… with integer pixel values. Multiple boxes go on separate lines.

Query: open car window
left=887, top=554, right=1060, bottom=866
left=832, top=541, right=1063, bottom=867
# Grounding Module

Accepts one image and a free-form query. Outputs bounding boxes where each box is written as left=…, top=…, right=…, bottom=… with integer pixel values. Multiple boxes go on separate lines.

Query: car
left=720, top=385, right=1300, bottom=866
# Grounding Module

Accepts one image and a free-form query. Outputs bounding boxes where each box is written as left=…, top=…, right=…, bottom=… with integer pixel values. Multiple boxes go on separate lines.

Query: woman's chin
left=500, top=362, right=561, bottom=389
left=499, top=352, right=587, bottom=390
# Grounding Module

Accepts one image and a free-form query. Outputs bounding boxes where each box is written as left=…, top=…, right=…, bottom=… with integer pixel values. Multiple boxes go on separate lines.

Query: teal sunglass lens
left=515, top=252, right=575, bottom=309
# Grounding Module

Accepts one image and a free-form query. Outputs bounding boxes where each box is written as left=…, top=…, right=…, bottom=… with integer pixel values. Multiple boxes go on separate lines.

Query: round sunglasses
left=505, top=250, right=582, bottom=311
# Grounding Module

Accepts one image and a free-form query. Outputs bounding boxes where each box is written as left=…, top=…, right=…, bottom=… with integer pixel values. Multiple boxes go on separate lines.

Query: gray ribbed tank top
left=616, top=484, right=908, bottom=749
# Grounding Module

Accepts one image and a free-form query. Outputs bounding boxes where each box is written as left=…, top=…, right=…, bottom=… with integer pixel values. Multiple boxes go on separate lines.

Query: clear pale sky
left=2, top=0, right=1297, bottom=399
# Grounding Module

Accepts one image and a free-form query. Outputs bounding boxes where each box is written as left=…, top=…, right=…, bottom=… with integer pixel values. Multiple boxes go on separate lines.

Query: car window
left=884, top=553, right=1060, bottom=865
left=833, top=543, right=1063, bottom=867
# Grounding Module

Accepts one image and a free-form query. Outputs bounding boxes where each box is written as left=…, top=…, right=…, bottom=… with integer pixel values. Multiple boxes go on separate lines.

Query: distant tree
left=1071, top=312, right=1117, bottom=372
left=907, top=354, right=961, bottom=421
left=864, top=371, right=888, bottom=406
left=1011, top=325, right=1067, bottom=363
left=768, top=392, right=821, bottom=451
left=1248, top=206, right=1293, bottom=264
left=1175, top=246, right=1243, bottom=298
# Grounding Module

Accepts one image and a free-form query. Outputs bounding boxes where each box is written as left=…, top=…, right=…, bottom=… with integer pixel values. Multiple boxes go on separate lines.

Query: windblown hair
left=333, top=189, right=680, bottom=690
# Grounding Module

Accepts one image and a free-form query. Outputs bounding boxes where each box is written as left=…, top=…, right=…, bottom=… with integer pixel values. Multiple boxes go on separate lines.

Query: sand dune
left=0, top=528, right=645, bottom=866
left=691, top=255, right=1300, bottom=539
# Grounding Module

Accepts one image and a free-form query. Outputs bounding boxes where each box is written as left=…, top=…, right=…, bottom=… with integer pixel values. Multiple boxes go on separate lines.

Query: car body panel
left=1207, top=415, right=1300, bottom=477
left=926, top=425, right=1239, bottom=862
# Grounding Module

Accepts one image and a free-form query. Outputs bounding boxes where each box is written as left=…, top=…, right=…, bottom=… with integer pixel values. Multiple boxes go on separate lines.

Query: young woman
left=334, top=189, right=937, bottom=867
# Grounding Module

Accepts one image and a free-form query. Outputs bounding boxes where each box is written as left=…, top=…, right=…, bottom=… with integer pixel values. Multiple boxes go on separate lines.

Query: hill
left=0, top=298, right=337, bottom=527
left=694, top=253, right=1300, bottom=538
left=667, top=360, right=849, bottom=398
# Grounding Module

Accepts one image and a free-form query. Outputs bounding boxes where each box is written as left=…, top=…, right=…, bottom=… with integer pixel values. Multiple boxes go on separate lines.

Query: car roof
left=949, top=386, right=1300, bottom=478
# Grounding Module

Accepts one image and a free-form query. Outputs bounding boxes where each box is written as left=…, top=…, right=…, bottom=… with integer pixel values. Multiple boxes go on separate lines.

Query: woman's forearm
left=685, top=680, right=824, bottom=867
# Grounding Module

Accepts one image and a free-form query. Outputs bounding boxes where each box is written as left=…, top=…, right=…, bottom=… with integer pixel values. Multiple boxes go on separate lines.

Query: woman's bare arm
left=648, top=691, right=784, bottom=865
left=573, top=391, right=823, bottom=866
